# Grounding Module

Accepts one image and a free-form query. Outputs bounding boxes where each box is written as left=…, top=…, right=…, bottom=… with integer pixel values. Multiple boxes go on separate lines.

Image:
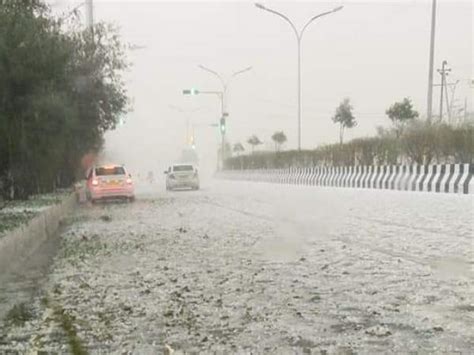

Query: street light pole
left=255, top=3, right=343, bottom=151
left=297, top=37, right=301, bottom=152
left=427, top=0, right=437, bottom=123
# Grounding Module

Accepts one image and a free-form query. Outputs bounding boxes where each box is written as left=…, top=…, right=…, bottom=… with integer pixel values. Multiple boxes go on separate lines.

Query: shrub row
left=224, top=120, right=474, bottom=170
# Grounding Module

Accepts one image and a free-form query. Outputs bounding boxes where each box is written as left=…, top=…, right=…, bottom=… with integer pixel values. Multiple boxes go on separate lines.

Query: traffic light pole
left=197, top=65, right=252, bottom=169
left=183, top=89, right=226, bottom=170
left=198, top=92, right=225, bottom=169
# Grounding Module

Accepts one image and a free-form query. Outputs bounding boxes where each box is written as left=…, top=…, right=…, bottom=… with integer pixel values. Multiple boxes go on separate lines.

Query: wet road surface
left=1, top=180, right=473, bottom=354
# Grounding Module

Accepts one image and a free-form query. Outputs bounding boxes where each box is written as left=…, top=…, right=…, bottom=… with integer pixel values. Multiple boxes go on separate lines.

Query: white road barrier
left=219, top=163, right=474, bottom=194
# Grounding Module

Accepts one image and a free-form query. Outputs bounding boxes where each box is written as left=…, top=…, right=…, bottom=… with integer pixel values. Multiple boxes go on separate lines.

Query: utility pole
left=433, top=80, right=459, bottom=123
left=427, top=0, right=437, bottom=122
left=448, top=80, right=460, bottom=121
left=446, top=80, right=459, bottom=122
left=437, top=60, right=450, bottom=121
left=444, top=77, right=451, bottom=121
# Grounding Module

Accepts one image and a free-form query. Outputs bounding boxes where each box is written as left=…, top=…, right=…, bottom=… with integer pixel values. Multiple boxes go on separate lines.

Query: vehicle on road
left=86, top=164, right=135, bottom=203
left=165, top=164, right=199, bottom=191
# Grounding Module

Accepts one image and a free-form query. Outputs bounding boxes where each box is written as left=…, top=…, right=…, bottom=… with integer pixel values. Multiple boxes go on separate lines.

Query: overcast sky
left=51, top=0, right=472, bottom=173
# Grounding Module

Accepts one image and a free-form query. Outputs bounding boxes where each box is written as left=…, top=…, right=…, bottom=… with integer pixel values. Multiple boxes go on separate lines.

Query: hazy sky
left=51, top=0, right=472, bottom=172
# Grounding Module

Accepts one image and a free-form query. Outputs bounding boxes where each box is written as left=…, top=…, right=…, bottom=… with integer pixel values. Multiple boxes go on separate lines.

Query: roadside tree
left=247, top=135, right=263, bottom=154
left=386, top=97, right=419, bottom=138
left=271, top=131, right=287, bottom=151
left=332, top=98, right=357, bottom=144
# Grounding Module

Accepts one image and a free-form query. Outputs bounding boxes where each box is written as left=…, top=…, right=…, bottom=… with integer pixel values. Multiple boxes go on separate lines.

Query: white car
left=165, top=164, right=200, bottom=191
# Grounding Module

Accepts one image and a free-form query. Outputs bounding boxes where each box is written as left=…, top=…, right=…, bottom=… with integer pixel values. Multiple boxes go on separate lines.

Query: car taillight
left=126, top=178, right=133, bottom=184
left=92, top=179, right=99, bottom=186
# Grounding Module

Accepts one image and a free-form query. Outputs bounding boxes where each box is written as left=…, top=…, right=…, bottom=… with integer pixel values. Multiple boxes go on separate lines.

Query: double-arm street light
left=255, top=3, right=343, bottom=150
left=197, top=65, right=252, bottom=111
left=184, top=65, right=252, bottom=170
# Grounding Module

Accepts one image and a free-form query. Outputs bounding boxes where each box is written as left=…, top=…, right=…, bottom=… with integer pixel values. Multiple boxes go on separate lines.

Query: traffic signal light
left=182, top=88, right=199, bottom=95
left=220, top=117, right=226, bottom=134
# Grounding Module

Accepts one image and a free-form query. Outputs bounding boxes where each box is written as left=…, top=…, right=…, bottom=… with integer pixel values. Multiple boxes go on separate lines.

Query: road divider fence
left=218, top=163, right=474, bottom=194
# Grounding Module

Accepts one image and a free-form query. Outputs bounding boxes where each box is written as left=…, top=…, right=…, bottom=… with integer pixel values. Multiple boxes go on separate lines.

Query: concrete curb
left=0, top=193, right=77, bottom=273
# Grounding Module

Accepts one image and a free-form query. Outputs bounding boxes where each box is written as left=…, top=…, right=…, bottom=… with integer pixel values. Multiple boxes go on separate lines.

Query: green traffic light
left=183, top=88, right=199, bottom=95
left=220, top=117, right=226, bottom=134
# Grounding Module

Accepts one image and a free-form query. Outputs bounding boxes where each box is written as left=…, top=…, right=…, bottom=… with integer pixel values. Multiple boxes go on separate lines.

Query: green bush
left=224, top=120, right=474, bottom=169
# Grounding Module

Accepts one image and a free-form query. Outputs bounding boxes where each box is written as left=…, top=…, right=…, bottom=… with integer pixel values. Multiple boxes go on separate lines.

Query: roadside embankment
left=0, top=192, right=77, bottom=273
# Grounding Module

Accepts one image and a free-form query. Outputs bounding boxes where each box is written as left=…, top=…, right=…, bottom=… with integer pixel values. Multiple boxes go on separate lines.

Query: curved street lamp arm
left=198, top=65, right=226, bottom=89
left=255, top=3, right=299, bottom=40
left=231, top=66, right=253, bottom=79
left=300, top=8, right=342, bottom=38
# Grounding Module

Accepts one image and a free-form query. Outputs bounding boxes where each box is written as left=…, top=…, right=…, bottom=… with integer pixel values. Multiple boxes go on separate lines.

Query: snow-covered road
left=2, top=180, right=473, bottom=354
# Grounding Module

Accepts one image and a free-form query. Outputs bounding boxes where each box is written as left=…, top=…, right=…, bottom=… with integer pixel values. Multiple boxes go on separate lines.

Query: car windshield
left=95, top=167, right=125, bottom=176
left=173, top=165, right=193, bottom=172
